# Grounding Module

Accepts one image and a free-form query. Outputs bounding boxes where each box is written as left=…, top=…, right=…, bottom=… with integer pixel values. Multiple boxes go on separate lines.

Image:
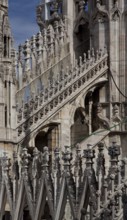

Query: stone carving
left=0, top=141, right=126, bottom=219
left=94, top=103, right=110, bottom=130
left=16, top=17, right=69, bottom=92
left=74, top=0, right=89, bottom=33
left=17, top=49, right=108, bottom=140
left=36, top=4, right=46, bottom=31
left=111, top=1, right=121, bottom=21
left=112, top=104, right=121, bottom=129
left=92, top=1, right=109, bottom=24
left=50, top=1, right=61, bottom=23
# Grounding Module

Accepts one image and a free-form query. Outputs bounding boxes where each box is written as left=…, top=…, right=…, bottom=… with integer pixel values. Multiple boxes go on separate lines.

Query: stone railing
left=16, top=48, right=108, bottom=140
left=16, top=18, right=69, bottom=91
left=0, top=142, right=126, bottom=220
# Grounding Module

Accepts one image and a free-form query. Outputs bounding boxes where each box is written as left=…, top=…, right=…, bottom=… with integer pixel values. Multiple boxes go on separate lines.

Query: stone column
left=63, top=0, right=74, bottom=62
left=88, top=93, right=93, bottom=135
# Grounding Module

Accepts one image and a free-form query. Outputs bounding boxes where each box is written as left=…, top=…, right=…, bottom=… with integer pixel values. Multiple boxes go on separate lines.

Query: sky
left=9, top=0, right=39, bottom=48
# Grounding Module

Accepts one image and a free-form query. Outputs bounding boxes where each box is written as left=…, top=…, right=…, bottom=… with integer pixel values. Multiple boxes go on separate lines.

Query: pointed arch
left=71, top=107, right=89, bottom=147
left=55, top=177, right=76, bottom=220
left=0, top=183, right=12, bottom=219
left=14, top=180, right=34, bottom=220
left=34, top=175, right=54, bottom=220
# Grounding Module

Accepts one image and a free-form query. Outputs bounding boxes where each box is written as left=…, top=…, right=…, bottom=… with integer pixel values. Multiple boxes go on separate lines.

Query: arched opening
left=85, top=87, right=101, bottom=133
left=92, top=88, right=100, bottom=131
left=41, top=201, right=52, bottom=220
left=2, top=202, right=12, bottom=220
left=2, top=211, right=11, bottom=220
left=22, top=200, right=32, bottom=220
left=23, top=210, right=32, bottom=220
left=74, top=22, right=90, bottom=59
left=35, top=130, right=48, bottom=151
left=4, top=36, right=7, bottom=57
left=3, top=36, right=10, bottom=58
left=71, top=107, right=89, bottom=146
left=35, top=124, right=59, bottom=152
left=74, top=1, right=90, bottom=59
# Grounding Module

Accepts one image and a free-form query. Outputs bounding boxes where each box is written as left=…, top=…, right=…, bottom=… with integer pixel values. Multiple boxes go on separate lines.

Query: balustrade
left=16, top=18, right=69, bottom=91
left=17, top=48, right=108, bottom=138
left=0, top=142, right=126, bottom=220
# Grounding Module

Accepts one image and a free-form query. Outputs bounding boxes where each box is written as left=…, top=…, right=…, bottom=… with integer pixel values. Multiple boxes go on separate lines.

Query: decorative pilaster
left=12, top=151, right=19, bottom=208
left=54, top=148, right=61, bottom=210
left=32, top=147, right=40, bottom=205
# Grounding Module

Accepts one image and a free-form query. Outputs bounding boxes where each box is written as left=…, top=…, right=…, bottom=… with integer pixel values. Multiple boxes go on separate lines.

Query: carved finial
left=91, top=48, right=95, bottom=57
left=74, top=144, right=82, bottom=180
left=50, top=1, right=60, bottom=23
left=36, top=4, right=46, bottom=31
left=108, top=142, right=120, bottom=175
left=91, top=48, right=95, bottom=64
left=54, top=148, right=60, bottom=164
left=42, top=146, right=50, bottom=169
left=18, top=44, right=22, bottom=62
left=83, top=53, right=86, bottom=63
left=113, top=104, right=119, bottom=116
left=75, top=144, right=81, bottom=169
left=79, top=0, right=85, bottom=10
left=62, top=146, right=72, bottom=174
left=84, top=144, right=95, bottom=168
left=96, top=0, right=101, bottom=8
left=96, top=103, right=103, bottom=114
left=79, top=56, right=83, bottom=67
left=54, top=148, right=61, bottom=175
left=2, top=152, right=11, bottom=174
left=36, top=32, right=42, bottom=55
left=32, top=147, right=39, bottom=179
left=104, top=45, right=107, bottom=54
left=97, top=142, right=105, bottom=176
left=108, top=142, right=120, bottom=160
left=23, top=39, right=31, bottom=57
left=31, top=35, right=36, bottom=53
left=88, top=50, right=91, bottom=60
left=20, top=147, right=31, bottom=176
left=12, top=151, right=19, bottom=180
left=43, top=28, right=47, bottom=47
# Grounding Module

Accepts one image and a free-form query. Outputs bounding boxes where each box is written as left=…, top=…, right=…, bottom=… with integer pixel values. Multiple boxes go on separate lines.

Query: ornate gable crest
left=111, top=3, right=121, bottom=21
left=92, top=5, right=109, bottom=24
left=74, top=11, right=89, bottom=33
left=74, top=0, right=89, bottom=33
left=36, top=4, right=46, bottom=31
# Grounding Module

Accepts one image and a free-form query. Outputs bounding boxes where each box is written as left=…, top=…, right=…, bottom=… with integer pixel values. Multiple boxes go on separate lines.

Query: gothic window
left=41, top=202, right=52, bottom=220
left=5, top=105, right=7, bottom=127
left=4, top=36, right=10, bottom=58
left=23, top=210, right=32, bottom=220
left=35, top=124, right=59, bottom=152
left=48, top=3, right=53, bottom=17
left=71, top=108, right=89, bottom=146
left=4, top=36, right=7, bottom=57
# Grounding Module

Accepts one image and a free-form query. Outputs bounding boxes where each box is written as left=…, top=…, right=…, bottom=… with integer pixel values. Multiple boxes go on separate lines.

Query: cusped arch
left=33, top=122, right=60, bottom=152
left=69, top=93, right=87, bottom=126
left=70, top=106, right=89, bottom=147
left=74, top=10, right=89, bottom=34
